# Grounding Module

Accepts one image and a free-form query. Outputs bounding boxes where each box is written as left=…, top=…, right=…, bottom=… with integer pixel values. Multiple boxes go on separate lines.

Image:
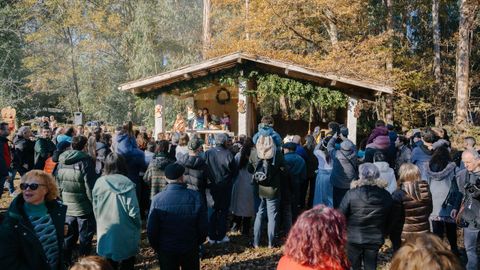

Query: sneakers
left=218, top=236, right=230, bottom=244
left=207, top=236, right=230, bottom=244
left=207, top=237, right=217, bottom=244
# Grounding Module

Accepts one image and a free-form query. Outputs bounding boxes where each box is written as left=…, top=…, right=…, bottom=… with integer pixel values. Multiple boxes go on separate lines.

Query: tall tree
left=203, top=0, right=211, bottom=58
left=432, top=0, right=442, bottom=125
left=455, top=0, right=479, bottom=131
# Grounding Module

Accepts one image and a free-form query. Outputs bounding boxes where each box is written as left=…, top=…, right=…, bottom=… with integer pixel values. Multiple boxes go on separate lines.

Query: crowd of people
left=0, top=115, right=478, bottom=270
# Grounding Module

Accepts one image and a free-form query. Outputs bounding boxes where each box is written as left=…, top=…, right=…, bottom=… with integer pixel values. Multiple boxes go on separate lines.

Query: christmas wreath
left=216, top=88, right=231, bottom=105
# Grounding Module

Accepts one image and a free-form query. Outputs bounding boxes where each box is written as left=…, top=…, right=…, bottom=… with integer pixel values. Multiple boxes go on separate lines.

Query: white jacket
left=374, top=161, right=397, bottom=194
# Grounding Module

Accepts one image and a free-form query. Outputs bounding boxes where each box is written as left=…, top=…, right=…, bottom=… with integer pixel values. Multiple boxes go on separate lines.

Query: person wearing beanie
left=204, top=133, right=236, bottom=244
left=327, top=132, right=358, bottom=208
left=147, top=163, right=208, bottom=270
left=176, top=137, right=208, bottom=201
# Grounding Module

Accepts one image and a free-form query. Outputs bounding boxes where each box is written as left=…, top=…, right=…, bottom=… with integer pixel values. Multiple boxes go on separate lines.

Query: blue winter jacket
left=115, top=134, right=146, bottom=186
left=147, top=183, right=208, bottom=254
left=252, top=124, right=282, bottom=147
left=284, top=152, right=307, bottom=184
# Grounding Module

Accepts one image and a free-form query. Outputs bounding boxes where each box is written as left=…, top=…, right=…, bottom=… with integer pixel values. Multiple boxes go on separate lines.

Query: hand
left=64, top=225, right=68, bottom=236
left=450, top=209, right=458, bottom=219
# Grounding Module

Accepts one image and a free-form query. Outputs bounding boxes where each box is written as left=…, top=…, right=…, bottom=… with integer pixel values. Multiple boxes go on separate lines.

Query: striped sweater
left=24, top=202, right=59, bottom=270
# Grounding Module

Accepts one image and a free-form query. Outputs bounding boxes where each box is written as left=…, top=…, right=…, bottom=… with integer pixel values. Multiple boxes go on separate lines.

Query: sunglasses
left=20, top=183, right=46, bottom=191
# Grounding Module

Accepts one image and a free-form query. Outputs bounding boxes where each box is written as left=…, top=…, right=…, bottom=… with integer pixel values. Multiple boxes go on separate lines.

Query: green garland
left=136, top=66, right=348, bottom=121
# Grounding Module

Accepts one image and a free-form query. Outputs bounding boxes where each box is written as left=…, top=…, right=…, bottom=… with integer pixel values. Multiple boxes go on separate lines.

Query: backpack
left=256, top=135, right=275, bottom=160
left=253, top=159, right=275, bottom=186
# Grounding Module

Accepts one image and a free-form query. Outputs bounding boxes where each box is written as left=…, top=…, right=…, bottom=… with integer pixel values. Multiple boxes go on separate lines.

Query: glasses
left=20, top=183, right=46, bottom=191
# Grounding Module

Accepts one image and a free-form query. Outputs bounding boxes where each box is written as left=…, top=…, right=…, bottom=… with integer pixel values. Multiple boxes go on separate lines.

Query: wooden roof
left=119, top=52, right=393, bottom=99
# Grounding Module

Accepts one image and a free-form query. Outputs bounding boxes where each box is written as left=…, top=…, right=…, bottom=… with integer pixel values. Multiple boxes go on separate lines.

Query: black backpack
left=253, top=158, right=275, bottom=186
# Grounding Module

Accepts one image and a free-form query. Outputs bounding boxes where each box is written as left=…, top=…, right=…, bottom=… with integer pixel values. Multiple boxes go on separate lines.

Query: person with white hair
left=204, top=133, right=236, bottom=244
left=13, top=126, right=35, bottom=177
left=339, top=163, right=393, bottom=270
left=456, top=149, right=480, bottom=270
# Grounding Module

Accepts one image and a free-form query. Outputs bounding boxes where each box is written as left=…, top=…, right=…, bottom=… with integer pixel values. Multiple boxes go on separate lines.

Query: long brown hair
left=390, top=233, right=462, bottom=270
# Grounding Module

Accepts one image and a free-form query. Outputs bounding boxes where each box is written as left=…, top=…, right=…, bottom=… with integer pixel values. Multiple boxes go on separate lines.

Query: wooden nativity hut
left=119, top=52, right=392, bottom=144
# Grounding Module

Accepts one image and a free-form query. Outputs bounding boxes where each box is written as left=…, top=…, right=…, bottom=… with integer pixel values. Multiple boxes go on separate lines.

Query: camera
left=466, top=183, right=480, bottom=194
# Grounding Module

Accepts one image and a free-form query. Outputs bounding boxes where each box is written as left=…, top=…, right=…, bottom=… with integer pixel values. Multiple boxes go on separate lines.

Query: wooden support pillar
left=154, top=93, right=166, bottom=138
left=347, top=96, right=358, bottom=145
left=238, top=79, right=250, bottom=136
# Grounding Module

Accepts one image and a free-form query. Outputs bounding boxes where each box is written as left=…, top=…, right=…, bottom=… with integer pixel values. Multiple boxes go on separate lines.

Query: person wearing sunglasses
left=0, top=169, right=67, bottom=270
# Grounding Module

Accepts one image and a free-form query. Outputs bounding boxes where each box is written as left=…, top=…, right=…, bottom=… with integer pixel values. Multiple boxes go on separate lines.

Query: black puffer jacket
left=339, top=178, right=393, bottom=246
left=0, top=196, right=67, bottom=270
left=176, top=154, right=208, bottom=194
left=205, top=145, right=236, bottom=209
left=12, top=136, right=34, bottom=175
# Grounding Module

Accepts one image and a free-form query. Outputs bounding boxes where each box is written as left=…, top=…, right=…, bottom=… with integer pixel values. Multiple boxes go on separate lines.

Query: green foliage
left=251, top=72, right=348, bottom=121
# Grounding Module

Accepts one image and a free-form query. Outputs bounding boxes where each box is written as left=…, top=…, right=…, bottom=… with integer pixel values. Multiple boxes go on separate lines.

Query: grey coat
left=457, top=169, right=480, bottom=229
left=327, top=137, right=357, bottom=189
left=425, top=162, right=457, bottom=218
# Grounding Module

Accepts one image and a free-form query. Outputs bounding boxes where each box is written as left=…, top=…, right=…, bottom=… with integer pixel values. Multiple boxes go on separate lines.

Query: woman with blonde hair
left=0, top=170, right=67, bottom=270
left=390, top=163, right=432, bottom=251
left=70, top=256, right=114, bottom=270
left=390, top=233, right=462, bottom=270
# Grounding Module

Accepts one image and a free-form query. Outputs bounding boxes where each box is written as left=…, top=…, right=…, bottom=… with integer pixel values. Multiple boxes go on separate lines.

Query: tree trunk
left=323, top=8, right=338, bottom=49
left=384, top=0, right=394, bottom=124
left=66, top=27, right=82, bottom=112
left=202, top=0, right=211, bottom=59
left=455, top=0, right=479, bottom=131
left=245, top=0, right=250, bottom=40
left=432, top=0, right=443, bottom=126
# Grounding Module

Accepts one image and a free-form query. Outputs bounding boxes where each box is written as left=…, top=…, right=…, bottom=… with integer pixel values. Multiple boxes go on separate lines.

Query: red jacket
left=277, top=256, right=346, bottom=270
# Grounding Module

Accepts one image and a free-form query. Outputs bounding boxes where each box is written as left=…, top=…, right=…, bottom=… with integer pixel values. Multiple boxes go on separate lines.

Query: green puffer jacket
left=56, top=150, right=97, bottom=216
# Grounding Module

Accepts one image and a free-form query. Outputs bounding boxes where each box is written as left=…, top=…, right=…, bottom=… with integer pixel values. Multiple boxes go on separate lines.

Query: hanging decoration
left=216, top=87, right=231, bottom=104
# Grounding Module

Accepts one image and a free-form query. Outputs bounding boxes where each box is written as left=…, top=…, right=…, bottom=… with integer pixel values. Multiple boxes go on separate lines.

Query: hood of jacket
left=285, top=152, right=305, bottom=175
left=367, top=135, right=390, bottom=150
left=257, top=124, right=275, bottom=137
left=374, top=161, right=391, bottom=173
left=350, top=178, right=388, bottom=189
left=100, top=174, right=135, bottom=194
left=426, top=161, right=456, bottom=181
left=150, top=154, right=173, bottom=170
left=177, top=154, right=206, bottom=169
left=349, top=178, right=389, bottom=205
left=59, top=149, right=90, bottom=165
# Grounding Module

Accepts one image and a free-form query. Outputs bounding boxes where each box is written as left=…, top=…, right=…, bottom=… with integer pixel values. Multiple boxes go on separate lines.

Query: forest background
left=0, top=0, right=479, bottom=134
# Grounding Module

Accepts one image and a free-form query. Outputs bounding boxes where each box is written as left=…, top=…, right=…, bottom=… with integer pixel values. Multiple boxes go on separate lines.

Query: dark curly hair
left=283, top=205, right=349, bottom=269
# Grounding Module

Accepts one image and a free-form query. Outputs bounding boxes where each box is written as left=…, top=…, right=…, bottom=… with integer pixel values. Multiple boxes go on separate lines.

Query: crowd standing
left=0, top=115, right=478, bottom=270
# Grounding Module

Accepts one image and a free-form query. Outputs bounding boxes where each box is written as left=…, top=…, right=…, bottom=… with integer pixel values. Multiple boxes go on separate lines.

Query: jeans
left=208, top=208, right=228, bottom=241
left=157, top=248, right=199, bottom=270
left=64, top=213, right=96, bottom=265
left=347, top=243, right=380, bottom=270
left=333, top=186, right=349, bottom=208
left=464, top=227, right=480, bottom=270
left=108, top=256, right=135, bottom=270
left=253, top=197, right=279, bottom=247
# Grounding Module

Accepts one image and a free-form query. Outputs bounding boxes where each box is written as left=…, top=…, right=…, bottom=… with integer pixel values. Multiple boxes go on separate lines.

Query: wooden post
left=238, top=79, right=249, bottom=136
left=347, top=96, right=358, bottom=144
left=154, top=94, right=166, bottom=138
